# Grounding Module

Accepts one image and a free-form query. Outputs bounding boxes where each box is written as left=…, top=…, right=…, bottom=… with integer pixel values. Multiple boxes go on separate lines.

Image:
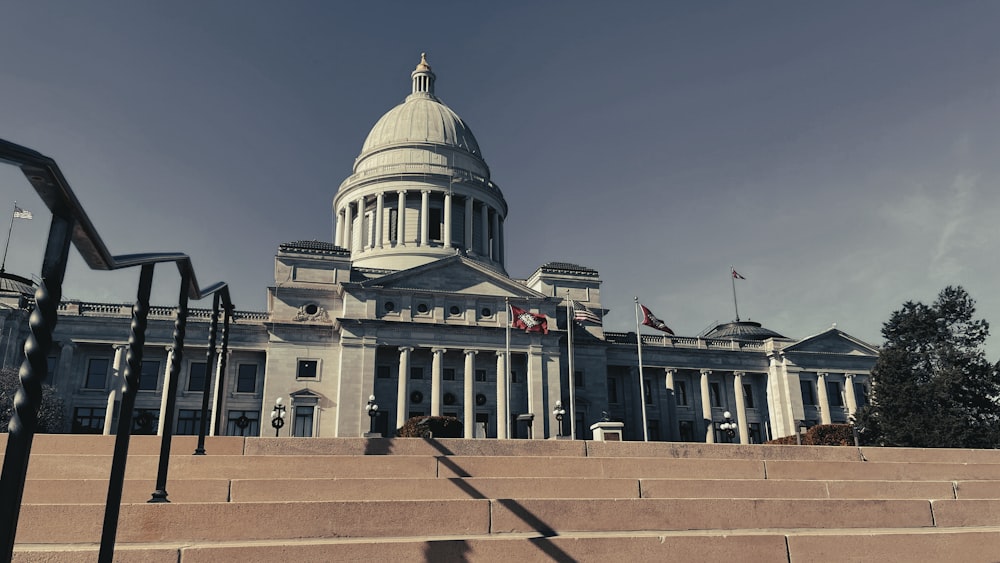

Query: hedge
left=396, top=415, right=463, bottom=438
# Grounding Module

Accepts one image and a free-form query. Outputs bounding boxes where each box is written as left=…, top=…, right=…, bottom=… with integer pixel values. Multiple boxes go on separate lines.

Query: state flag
left=510, top=304, right=548, bottom=334
left=732, top=268, right=746, bottom=280
left=639, top=303, right=674, bottom=335
left=13, top=206, right=32, bottom=220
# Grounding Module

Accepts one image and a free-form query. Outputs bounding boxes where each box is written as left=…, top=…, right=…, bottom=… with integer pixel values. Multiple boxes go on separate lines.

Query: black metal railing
left=0, top=138, right=235, bottom=562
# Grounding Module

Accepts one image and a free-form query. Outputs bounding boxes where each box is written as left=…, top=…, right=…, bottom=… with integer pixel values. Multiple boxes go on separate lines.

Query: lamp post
left=552, top=400, right=567, bottom=438
left=719, top=411, right=737, bottom=443
left=848, top=415, right=860, bottom=447
left=270, top=397, right=286, bottom=437
left=365, top=395, right=380, bottom=436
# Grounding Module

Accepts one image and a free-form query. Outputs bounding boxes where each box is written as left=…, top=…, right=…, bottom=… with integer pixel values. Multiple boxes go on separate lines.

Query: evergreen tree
left=857, top=286, right=1000, bottom=448
left=0, top=367, right=67, bottom=433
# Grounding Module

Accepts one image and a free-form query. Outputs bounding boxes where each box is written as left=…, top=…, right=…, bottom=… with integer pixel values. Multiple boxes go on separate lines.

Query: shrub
left=0, top=368, right=66, bottom=433
left=396, top=415, right=463, bottom=438
left=765, top=424, right=855, bottom=446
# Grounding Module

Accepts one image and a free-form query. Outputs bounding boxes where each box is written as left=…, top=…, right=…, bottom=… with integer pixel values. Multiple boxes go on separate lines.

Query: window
left=574, top=370, right=584, bottom=388
left=510, top=370, right=518, bottom=384
left=188, top=362, right=207, bottom=392
left=297, top=359, right=318, bottom=379
left=85, top=358, right=109, bottom=389
left=675, top=381, right=688, bottom=406
left=678, top=420, right=694, bottom=442
left=709, top=382, right=722, bottom=407
left=855, top=382, right=869, bottom=408
left=648, top=420, right=660, bottom=441
left=429, top=207, right=442, bottom=241
left=449, top=305, right=461, bottom=316
left=176, top=409, right=202, bottom=435
left=475, top=369, right=487, bottom=382
left=743, top=383, right=755, bottom=409
left=389, top=208, right=398, bottom=242
left=132, top=409, right=158, bottom=434
left=293, top=406, right=314, bottom=437
left=227, top=410, right=260, bottom=436
left=443, top=368, right=455, bottom=381
left=644, top=379, right=653, bottom=405
left=800, top=380, right=816, bottom=405
left=47, top=356, right=58, bottom=378
left=410, top=366, right=424, bottom=380
left=236, top=364, right=257, bottom=393
left=828, top=381, right=844, bottom=407
left=607, top=376, right=619, bottom=404
left=749, top=422, right=763, bottom=444
left=72, top=407, right=106, bottom=434
left=139, top=361, right=160, bottom=391
left=377, top=365, right=391, bottom=379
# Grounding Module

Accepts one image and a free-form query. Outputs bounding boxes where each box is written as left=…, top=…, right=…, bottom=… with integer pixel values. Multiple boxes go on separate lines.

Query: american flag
left=572, top=300, right=602, bottom=325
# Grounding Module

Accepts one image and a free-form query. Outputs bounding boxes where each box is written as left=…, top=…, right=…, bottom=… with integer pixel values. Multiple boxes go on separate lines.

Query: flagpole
left=730, top=265, right=740, bottom=321
left=633, top=297, right=649, bottom=441
left=505, top=296, right=511, bottom=439
left=566, top=292, right=576, bottom=439
left=1, top=202, right=17, bottom=273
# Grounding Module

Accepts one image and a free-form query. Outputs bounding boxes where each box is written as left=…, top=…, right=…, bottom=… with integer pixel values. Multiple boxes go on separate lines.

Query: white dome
left=361, top=96, right=482, bottom=158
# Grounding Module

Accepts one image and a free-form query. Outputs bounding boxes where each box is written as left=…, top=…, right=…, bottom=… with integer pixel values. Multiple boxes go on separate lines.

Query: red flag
left=732, top=269, right=746, bottom=280
left=510, top=304, right=548, bottom=334
left=639, top=304, right=674, bottom=335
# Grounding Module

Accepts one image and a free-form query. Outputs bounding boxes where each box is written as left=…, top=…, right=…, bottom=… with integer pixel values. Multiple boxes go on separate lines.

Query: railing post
left=195, top=292, right=220, bottom=455
left=0, top=212, right=74, bottom=560
left=99, top=263, right=155, bottom=563
left=149, top=269, right=191, bottom=502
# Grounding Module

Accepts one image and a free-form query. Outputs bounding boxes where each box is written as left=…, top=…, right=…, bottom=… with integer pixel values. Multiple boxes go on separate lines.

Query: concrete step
left=764, top=459, right=1000, bottom=481
left=21, top=479, right=231, bottom=504
left=0, top=433, right=245, bottom=455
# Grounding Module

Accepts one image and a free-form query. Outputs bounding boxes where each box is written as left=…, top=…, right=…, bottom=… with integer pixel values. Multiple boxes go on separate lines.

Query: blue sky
left=3, top=2, right=1000, bottom=358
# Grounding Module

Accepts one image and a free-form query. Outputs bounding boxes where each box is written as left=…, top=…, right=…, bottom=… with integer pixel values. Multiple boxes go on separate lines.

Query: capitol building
left=0, top=55, right=877, bottom=443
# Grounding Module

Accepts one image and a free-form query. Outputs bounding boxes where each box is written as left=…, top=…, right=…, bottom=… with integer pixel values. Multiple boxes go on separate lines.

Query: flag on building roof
left=572, top=300, right=602, bottom=325
left=731, top=268, right=746, bottom=280
left=13, top=206, right=32, bottom=220
left=639, top=303, right=674, bottom=335
left=510, top=304, right=548, bottom=334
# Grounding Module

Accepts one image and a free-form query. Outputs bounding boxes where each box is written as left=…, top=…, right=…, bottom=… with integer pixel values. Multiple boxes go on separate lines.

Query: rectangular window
left=475, top=369, right=487, bottom=382
left=72, top=407, right=106, bottom=434
left=389, top=208, right=398, bottom=242
left=743, top=383, right=755, bottom=409
left=607, top=376, right=619, bottom=404
left=85, top=358, right=110, bottom=389
left=574, top=370, right=584, bottom=388
left=644, top=379, right=653, bottom=405
left=709, top=381, right=722, bottom=407
left=828, top=381, right=844, bottom=407
left=429, top=207, right=442, bottom=241
left=139, top=361, right=160, bottom=391
left=801, top=380, right=816, bottom=405
left=297, top=359, right=318, bottom=379
left=410, top=366, right=424, bottom=380
left=675, top=381, right=688, bottom=406
left=443, top=368, right=456, bottom=381
left=510, top=371, right=518, bottom=384
left=227, top=410, right=260, bottom=436
left=188, top=362, right=207, bottom=392
left=176, top=409, right=202, bottom=435
left=236, top=364, right=257, bottom=393
left=749, top=422, right=763, bottom=444
left=377, top=365, right=392, bottom=379
left=293, top=406, right=314, bottom=437
left=855, top=382, right=869, bottom=408
left=678, top=420, right=694, bottom=442
left=648, top=420, right=660, bottom=441
left=132, top=409, right=159, bottom=435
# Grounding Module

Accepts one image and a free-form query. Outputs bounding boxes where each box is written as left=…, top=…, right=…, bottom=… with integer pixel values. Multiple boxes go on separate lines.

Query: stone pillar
left=464, top=349, right=477, bottom=439
left=817, top=373, right=832, bottom=424
left=396, top=346, right=413, bottom=431
left=498, top=217, right=505, bottom=266
left=733, top=371, right=749, bottom=444
left=334, top=208, right=343, bottom=247
left=209, top=350, right=229, bottom=436
left=105, top=344, right=128, bottom=435
left=343, top=203, right=353, bottom=251
left=56, top=340, right=75, bottom=386
left=356, top=196, right=366, bottom=252
left=700, top=369, right=714, bottom=443
left=496, top=351, right=507, bottom=440
left=490, top=210, right=500, bottom=261
left=157, top=345, right=174, bottom=436
left=397, top=191, right=407, bottom=246
left=527, top=349, right=545, bottom=439
left=420, top=190, right=430, bottom=246
left=665, top=368, right=678, bottom=441
left=443, top=193, right=453, bottom=248
left=431, top=348, right=445, bottom=416
left=464, top=196, right=474, bottom=253
left=480, top=204, right=490, bottom=255
left=375, top=192, right=385, bottom=249
left=845, top=373, right=859, bottom=416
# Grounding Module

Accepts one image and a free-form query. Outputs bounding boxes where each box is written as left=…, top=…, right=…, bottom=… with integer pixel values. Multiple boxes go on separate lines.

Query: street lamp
left=365, top=395, right=380, bottom=436
left=270, top=397, right=286, bottom=437
left=848, top=414, right=860, bottom=447
left=552, top=400, right=567, bottom=437
left=719, top=410, right=737, bottom=443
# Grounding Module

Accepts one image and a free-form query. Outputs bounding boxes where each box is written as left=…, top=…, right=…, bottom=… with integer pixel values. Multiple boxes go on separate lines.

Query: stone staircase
left=5, top=434, right=1000, bottom=562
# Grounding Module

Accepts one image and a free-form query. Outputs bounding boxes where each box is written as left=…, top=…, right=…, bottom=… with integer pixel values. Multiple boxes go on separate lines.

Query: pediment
left=360, top=256, right=544, bottom=298
left=784, top=328, right=878, bottom=356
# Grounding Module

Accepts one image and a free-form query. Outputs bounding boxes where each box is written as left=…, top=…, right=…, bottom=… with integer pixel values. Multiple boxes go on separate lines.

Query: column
left=490, top=211, right=500, bottom=261
left=527, top=349, right=545, bottom=439
left=464, top=196, right=474, bottom=253
left=334, top=208, right=343, bottom=247
left=665, top=368, right=678, bottom=441
left=356, top=196, right=366, bottom=252
left=343, top=203, right=353, bottom=251
left=420, top=190, right=430, bottom=246
left=700, top=369, right=714, bottom=443
left=431, top=348, right=445, bottom=416
left=56, top=340, right=75, bottom=386
left=496, top=351, right=507, bottom=440
left=464, top=350, right=477, bottom=439
left=498, top=217, right=505, bottom=266
left=733, top=371, right=749, bottom=444
left=443, top=193, right=453, bottom=248
left=480, top=204, right=489, bottom=255
left=209, top=350, right=229, bottom=436
left=396, top=347, right=413, bottom=430
left=158, top=345, right=174, bottom=436
left=817, top=373, right=832, bottom=424
left=104, top=344, right=128, bottom=435
left=397, top=191, right=407, bottom=246
left=375, top=192, right=385, bottom=249
left=845, top=374, right=859, bottom=416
